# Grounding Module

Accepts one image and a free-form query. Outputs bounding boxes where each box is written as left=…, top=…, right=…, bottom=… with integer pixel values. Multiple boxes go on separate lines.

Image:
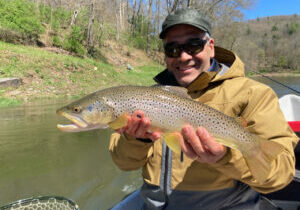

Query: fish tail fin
left=244, top=139, right=283, bottom=184
left=163, top=132, right=182, bottom=154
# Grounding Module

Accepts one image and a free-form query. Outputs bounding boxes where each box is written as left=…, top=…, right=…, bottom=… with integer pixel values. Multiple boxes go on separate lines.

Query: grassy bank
left=0, top=41, right=164, bottom=106
left=247, top=71, right=300, bottom=77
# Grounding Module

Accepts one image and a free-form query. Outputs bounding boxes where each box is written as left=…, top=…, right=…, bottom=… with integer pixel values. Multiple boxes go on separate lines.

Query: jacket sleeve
left=212, top=85, right=299, bottom=193
left=109, top=132, right=154, bottom=171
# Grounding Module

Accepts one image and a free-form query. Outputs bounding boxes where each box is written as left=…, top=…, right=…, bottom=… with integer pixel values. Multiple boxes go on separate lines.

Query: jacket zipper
left=163, top=147, right=170, bottom=207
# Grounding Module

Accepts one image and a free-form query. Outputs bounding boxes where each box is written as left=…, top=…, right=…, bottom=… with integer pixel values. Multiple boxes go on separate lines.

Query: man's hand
left=179, top=125, right=227, bottom=163
left=116, top=110, right=161, bottom=142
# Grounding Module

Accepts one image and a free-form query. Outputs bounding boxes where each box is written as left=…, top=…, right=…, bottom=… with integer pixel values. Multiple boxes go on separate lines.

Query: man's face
left=164, top=24, right=215, bottom=87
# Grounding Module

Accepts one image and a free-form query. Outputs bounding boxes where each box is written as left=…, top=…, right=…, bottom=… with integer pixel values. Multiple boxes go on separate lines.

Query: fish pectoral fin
left=108, top=113, right=129, bottom=130
left=163, top=132, right=182, bottom=154
left=244, top=139, right=284, bottom=184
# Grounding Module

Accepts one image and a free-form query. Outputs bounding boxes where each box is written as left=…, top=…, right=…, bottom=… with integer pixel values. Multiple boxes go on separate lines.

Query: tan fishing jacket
left=109, top=46, right=299, bottom=194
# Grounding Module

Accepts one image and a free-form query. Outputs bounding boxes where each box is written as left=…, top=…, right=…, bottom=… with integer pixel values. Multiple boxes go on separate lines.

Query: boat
left=264, top=94, right=300, bottom=210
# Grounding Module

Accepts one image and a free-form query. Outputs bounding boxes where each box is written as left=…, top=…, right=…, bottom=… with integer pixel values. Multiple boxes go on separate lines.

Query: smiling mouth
left=176, top=64, right=195, bottom=71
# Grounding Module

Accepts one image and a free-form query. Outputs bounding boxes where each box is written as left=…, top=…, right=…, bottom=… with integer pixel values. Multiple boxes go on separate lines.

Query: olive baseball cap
left=159, top=8, right=211, bottom=39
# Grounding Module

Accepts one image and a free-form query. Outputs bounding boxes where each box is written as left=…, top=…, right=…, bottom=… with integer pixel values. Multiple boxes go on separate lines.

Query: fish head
left=56, top=93, right=116, bottom=132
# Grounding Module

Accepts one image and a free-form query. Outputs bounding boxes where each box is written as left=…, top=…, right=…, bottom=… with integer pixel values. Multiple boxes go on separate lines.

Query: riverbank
left=0, top=41, right=164, bottom=106
left=248, top=72, right=300, bottom=77
left=1, top=41, right=300, bottom=107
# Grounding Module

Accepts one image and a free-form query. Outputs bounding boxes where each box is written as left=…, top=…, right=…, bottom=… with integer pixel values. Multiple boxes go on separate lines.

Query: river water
left=0, top=76, right=299, bottom=209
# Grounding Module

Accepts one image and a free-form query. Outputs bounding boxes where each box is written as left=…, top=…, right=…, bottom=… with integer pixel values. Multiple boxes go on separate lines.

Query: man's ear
left=208, top=38, right=215, bottom=58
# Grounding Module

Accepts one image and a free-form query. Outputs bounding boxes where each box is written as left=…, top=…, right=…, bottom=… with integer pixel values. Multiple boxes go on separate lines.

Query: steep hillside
left=231, top=15, right=300, bottom=72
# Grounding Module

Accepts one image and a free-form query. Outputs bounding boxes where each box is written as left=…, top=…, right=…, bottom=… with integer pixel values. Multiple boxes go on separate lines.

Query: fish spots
left=71, top=85, right=257, bottom=150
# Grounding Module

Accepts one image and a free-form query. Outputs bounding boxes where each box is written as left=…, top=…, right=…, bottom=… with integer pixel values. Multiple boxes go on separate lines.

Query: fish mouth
left=56, top=111, right=89, bottom=132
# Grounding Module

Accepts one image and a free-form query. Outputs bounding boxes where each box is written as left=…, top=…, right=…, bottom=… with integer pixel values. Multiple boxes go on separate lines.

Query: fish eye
left=72, top=106, right=81, bottom=113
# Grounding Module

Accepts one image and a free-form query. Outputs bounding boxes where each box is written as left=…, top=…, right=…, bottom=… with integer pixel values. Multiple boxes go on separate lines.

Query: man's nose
left=179, top=50, right=193, bottom=61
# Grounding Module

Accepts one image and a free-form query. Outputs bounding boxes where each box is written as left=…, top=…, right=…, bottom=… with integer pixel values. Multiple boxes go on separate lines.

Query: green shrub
left=271, top=24, right=278, bottom=32
left=0, top=0, right=44, bottom=38
left=287, top=22, right=299, bottom=35
left=39, top=4, right=51, bottom=24
left=131, top=35, right=147, bottom=50
left=87, top=47, right=108, bottom=63
left=52, top=7, right=71, bottom=28
left=63, top=26, right=86, bottom=56
left=278, top=56, right=288, bottom=68
left=52, top=35, right=62, bottom=47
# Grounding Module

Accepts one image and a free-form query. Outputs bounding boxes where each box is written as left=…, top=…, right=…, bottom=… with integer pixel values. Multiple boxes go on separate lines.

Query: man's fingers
left=180, top=125, right=226, bottom=163
left=146, top=131, right=161, bottom=142
left=136, top=117, right=151, bottom=137
left=196, top=127, right=226, bottom=157
left=178, top=133, right=198, bottom=159
left=182, top=125, right=205, bottom=157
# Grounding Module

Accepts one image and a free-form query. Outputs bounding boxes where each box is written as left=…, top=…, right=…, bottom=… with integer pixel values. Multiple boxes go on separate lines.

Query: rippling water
left=0, top=76, right=299, bottom=209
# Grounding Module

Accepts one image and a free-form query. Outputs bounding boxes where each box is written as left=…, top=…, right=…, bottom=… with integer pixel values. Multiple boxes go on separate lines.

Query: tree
left=146, top=0, right=153, bottom=55
left=86, top=0, right=94, bottom=48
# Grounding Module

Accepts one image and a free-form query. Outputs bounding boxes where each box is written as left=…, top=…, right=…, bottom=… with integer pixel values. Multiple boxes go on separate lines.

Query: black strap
left=136, top=138, right=153, bottom=143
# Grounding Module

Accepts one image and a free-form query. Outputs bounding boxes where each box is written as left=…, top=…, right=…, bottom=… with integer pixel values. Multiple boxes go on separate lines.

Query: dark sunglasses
left=164, top=38, right=208, bottom=58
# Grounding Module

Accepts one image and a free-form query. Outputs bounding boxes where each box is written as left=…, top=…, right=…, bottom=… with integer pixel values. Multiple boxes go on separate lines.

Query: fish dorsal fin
left=155, top=85, right=191, bottom=99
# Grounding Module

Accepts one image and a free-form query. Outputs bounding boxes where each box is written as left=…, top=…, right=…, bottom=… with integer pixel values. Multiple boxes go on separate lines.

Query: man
left=109, top=8, right=298, bottom=210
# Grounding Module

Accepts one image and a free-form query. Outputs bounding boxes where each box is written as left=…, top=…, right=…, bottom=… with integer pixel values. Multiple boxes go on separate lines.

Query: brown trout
left=56, top=85, right=283, bottom=183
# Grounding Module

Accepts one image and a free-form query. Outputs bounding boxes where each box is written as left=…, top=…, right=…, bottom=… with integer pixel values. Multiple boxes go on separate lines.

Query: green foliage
left=246, top=26, right=251, bottom=35
left=87, top=47, right=108, bottom=63
left=96, top=23, right=116, bottom=44
left=0, top=0, right=44, bottom=38
left=52, top=35, right=62, bottom=47
left=39, top=5, right=70, bottom=28
left=51, top=19, right=60, bottom=32
left=272, top=34, right=280, bottom=40
left=38, top=4, right=51, bottom=24
left=258, top=68, right=269, bottom=73
left=134, top=15, right=148, bottom=36
left=52, top=7, right=71, bottom=28
left=128, top=14, right=161, bottom=52
left=271, top=24, right=278, bottom=32
left=63, top=26, right=86, bottom=56
left=287, top=22, right=299, bottom=35
left=277, top=56, right=288, bottom=68
left=130, top=35, right=147, bottom=50
left=0, top=97, right=21, bottom=107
